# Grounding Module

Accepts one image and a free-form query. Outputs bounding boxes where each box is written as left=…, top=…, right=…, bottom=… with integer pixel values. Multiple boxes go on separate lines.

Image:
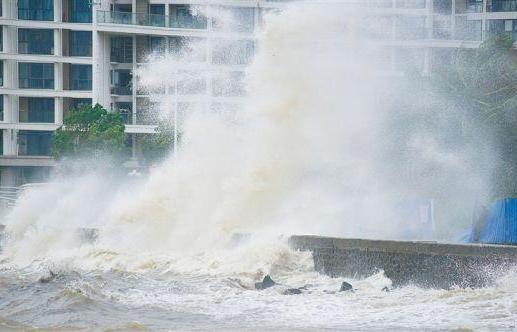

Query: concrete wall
left=289, top=236, right=517, bottom=289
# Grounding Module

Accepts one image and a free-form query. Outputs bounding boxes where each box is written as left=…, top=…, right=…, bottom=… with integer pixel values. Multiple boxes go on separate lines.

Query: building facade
left=0, top=0, right=515, bottom=187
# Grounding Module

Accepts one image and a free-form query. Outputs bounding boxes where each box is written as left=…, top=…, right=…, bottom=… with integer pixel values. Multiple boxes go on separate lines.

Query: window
left=212, top=39, right=255, bottom=65
left=467, top=0, right=483, bottom=12
left=70, top=65, right=92, bottom=90
left=433, top=0, right=452, bottom=14
left=170, top=5, right=207, bottom=29
left=150, top=37, right=166, bottom=54
left=212, top=7, right=254, bottom=33
left=116, top=102, right=133, bottom=124
left=18, top=131, right=53, bottom=156
left=0, top=26, right=3, bottom=52
left=169, top=37, right=207, bottom=62
left=490, top=0, right=517, bottom=12
left=0, top=61, right=3, bottom=86
left=0, top=130, right=3, bottom=155
left=18, top=29, right=54, bottom=54
left=111, top=36, right=133, bottom=63
left=149, top=4, right=165, bottom=27
left=111, top=70, right=132, bottom=95
left=396, top=0, right=426, bottom=8
left=18, top=0, right=53, bottom=21
left=19, top=97, right=55, bottom=123
left=70, top=31, right=92, bottom=56
left=0, top=95, right=3, bottom=122
left=19, top=63, right=54, bottom=89
left=69, top=0, right=92, bottom=23
left=212, top=72, right=245, bottom=97
left=71, top=98, right=91, bottom=110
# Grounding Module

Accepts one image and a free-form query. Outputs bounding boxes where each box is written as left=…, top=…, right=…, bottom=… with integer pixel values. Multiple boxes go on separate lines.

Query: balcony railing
left=111, top=86, right=132, bottom=95
left=96, top=10, right=207, bottom=30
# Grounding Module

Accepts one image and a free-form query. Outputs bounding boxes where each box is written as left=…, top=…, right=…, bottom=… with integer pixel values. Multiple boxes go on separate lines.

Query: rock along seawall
left=288, top=236, right=517, bottom=289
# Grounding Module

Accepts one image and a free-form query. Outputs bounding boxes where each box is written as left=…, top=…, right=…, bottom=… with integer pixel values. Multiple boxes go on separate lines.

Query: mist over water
left=0, top=3, right=513, bottom=330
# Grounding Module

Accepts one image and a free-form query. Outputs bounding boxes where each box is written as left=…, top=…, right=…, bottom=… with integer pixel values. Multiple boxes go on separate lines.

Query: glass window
left=111, top=70, right=132, bottom=95
left=0, top=95, right=3, bottom=122
left=170, top=5, right=207, bottom=29
left=433, top=0, right=452, bottom=14
left=490, top=0, right=517, bottom=12
left=212, top=71, right=245, bottom=97
left=70, top=31, right=92, bottom=56
left=69, top=0, right=92, bottom=23
left=0, top=61, right=3, bottom=86
left=212, top=7, right=254, bottom=33
left=19, top=97, right=54, bottom=123
left=18, top=63, right=54, bottom=89
left=70, top=65, right=92, bottom=90
left=71, top=98, right=92, bottom=110
left=396, top=0, right=426, bottom=8
left=150, top=37, right=166, bottom=54
left=18, top=0, right=53, bottom=21
left=18, top=131, right=53, bottom=156
left=111, top=36, right=133, bottom=63
left=149, top=4, right=165, bottom=27
left=116, top=102, right=133, bottom=124
left=212, top=39, right=255, bottom=65
left=467, top=0, right=483, bottom=12
left=0, top=130, right=3, bottom=155
left=169, top=37, right=207, bottom=62
left=0, top=26, right=3, bottom=52
left=18, top=29, right=54, bottom=54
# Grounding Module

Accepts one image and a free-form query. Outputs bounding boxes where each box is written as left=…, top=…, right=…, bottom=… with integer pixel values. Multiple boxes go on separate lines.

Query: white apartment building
left=0, top=0, right=515, bottom=187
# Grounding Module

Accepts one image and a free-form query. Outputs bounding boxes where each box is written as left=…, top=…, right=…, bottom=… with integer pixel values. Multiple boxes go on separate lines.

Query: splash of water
left=1, top=3, right=495, bottom=272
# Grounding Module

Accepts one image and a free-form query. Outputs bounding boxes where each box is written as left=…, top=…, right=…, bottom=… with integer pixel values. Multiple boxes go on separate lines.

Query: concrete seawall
left=288, top=235, right=517, bottom=288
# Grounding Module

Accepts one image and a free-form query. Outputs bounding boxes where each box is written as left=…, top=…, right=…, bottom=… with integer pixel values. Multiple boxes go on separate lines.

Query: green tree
left=432, top=36, right=517, bottom=197
left=52, top=104, right=127, bottom=160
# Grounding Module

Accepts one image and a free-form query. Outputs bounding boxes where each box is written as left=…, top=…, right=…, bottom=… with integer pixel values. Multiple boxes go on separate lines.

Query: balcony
left=96, top=10, right=207, bottom=30
left=111, top=86, right=132, bottom=96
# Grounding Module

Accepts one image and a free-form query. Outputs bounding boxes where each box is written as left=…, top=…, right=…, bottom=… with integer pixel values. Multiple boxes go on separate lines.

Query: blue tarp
left=477, top=198, right=517, bottom=245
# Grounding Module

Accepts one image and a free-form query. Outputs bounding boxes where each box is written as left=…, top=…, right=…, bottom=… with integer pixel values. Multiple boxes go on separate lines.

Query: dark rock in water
left=39, top=270, right=57, bottom=283
left=283, top=288, right=302, bottom=295
left=255, top=275, right=276, bottom=290
left=339, top=281, right=353, bottom=292
left=382, top=286, right=390, bottom=292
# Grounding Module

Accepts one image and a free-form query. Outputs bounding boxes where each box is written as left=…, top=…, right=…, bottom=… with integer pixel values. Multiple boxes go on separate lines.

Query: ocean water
left=1, top=3, right=514, bottom=330
left=0, top=239, right=516, bottom=331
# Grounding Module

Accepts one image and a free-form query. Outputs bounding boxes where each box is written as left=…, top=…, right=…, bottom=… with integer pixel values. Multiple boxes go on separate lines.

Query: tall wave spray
left=2, top=4, right=494, bottom=269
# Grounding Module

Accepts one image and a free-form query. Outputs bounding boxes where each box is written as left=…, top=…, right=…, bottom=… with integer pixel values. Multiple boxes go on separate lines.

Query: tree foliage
left=433, top=36, right=517, bottom=197
left=52, top=104, right=127, bottom=160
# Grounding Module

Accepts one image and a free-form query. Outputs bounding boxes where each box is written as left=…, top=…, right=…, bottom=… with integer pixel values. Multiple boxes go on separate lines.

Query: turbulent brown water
left=0, top=245, right=516, bottom=331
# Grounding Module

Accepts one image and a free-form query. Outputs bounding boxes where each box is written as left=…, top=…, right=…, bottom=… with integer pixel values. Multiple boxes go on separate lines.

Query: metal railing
left=0, top=184, right=49, bottom=218
left=0, top=187, right=19, bottom=209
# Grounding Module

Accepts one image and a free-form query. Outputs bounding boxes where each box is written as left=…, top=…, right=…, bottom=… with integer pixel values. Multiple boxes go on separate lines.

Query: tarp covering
left=477, top=198, right=517, bottom=245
